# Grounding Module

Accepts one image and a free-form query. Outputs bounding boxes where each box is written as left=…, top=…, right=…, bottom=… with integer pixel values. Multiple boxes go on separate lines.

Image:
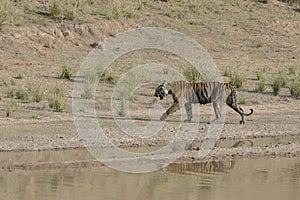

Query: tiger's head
left=154, top=80, right=172, bottom=100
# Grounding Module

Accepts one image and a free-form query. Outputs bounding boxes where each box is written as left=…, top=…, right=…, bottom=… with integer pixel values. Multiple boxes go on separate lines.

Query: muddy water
left=0, top=155, right=300, bottom=200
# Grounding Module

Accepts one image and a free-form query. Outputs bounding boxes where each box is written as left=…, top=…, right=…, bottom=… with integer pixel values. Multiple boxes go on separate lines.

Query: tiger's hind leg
left=212, top=101, right=222, bottom=120
left=184, top=102, right=192, bottom=123
left=160, top=102, right=180, bottom=121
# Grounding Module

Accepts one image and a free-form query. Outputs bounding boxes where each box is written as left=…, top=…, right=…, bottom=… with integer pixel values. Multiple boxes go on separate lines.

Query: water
left=0, top=154, right=299, bottom=200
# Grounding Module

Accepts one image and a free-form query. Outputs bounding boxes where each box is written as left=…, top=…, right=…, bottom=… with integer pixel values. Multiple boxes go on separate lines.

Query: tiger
left=154, top=80, right=253, bottom=124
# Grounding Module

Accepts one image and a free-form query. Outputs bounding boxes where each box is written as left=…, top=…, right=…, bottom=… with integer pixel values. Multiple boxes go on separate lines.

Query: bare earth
left=0, top=0, right=299, bottom=169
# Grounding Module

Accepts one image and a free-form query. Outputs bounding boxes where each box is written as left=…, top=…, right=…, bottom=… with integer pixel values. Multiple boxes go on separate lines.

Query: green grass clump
left=15, top=74, right=23, bottom=79
left=289, top=76, right=300, bottom=98
left=48, top=0, right=88, bottom=20
left=288, top=66, right=298, bottom=75
left=118, top=97, right=126, bottom=117
left=256, top=78, right=266, bottom=93
left=85, top=68, right=99, bottom=84
left=49, top=1, right=61, bottom=17
left=137, top=0, right=145, bottom=10
left=229, top=75, right=245, bottom=89
left=10, top=79, right=16, bottom=86
left=100, top=71, right=116, bottom=84
left=58, top=66, right=72, bottom=80
left=256, top=66, right=269, bottom=80
left=256, top=70, right=265, bottom=81
left=108, top=2, right=123, bottom=20
left=163, top=67, right=169, bottom=75
left=272, top=71, right=287, bottom=95
left=6, top=100, right=18, bottom=117
left=30, top=114, right=40, bottom=120
left=81, top=84, right=93, bottom=99
left=238, top=96, right=247, bottom=105
left=223, top=69, right=232, bottom=77
left=6, top=86, right=15, bottom=98
left=107, top=0, right=143, bottom=20
left=224, top=67, right=246, bottom=88
left=7, top=83, right=45, bottom=103
left=183, top=66, right=203, bottom=83
left=48, top=86, right=65, bottom=112
left=32, top=84, right=45, bottom=103
left=0, top=0, right=16, bottom=28
left=272, top=76, right=282, bottom=95
left=16, top=86, right=30, bottom=102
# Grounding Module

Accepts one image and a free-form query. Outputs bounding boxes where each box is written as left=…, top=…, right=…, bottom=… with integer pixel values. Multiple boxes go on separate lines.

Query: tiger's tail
left=239, top=106, right=254, bottom=116
left=230, top=105, right=253, bottom=124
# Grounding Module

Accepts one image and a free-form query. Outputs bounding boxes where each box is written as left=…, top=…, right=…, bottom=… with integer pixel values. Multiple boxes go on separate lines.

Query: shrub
left=49, top=86, right=65, bottom=112
left=48, top=0, right=87, bottom=20
left=85, top=68, right=99, bottom=84
left=289, top=76, right=300, bottom=98
left=32, top=84, right=45, bottom=102
left=30, top=114, right=40, bottom=120
left=225, top=67, right=245, bottom=88
left=16, top=86, right=30, bottom=102
left=238, top=96, right=247, bottom=105
left=6, top=86, right=15, bottom=98
left=288, top=66, right=297, bottom=75
left=15, top=74, right=23, bottom=79
left=100, top=71, right=116, bottom=84
left=58, top=66, right=72, bottom=80
left=49, top=1, right=62, bottom=17
left=10, top=79, right=16, bottom=86
left=223, top=69, right=232, bottom=77
left=256, top=66, right=269, bottom=80
left=81, top=83, right=93, bottom=99
left=256, top=78, right=266, bottom=93
left=118, top=97, right=126, bottom=117
left=272, top=77, right=282, bottom=95
left=256, top=70, right=265, bottom=81
left=229, top=75, right=245, bottom=88
left=137, top=0, right=145, bottom=10
left=125, top=6, right=135, bottom=18
left=108, top=2, right=123, bottom=20
left=278, top=70, right=287, bottom=87
left=6, top=100, right=18, bottom=117
left=272, top=71, right=287, bottom=95
left=163, top=67, right=169, bottom=75
left=183, top=66, right=203, bottom=83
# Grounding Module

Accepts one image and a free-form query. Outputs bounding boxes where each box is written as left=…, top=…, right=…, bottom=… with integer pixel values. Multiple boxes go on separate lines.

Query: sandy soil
left=0, top=0, right=300, bottom=169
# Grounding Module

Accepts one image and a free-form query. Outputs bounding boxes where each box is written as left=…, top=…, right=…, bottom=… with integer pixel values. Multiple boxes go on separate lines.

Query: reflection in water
left=0, top=158, right=300, bottom=200
left=167, top=160, right=235, bottom=174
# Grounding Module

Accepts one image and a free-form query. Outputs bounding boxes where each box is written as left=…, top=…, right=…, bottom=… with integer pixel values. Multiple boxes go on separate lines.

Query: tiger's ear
left=168, top=89, right=173, bottom=94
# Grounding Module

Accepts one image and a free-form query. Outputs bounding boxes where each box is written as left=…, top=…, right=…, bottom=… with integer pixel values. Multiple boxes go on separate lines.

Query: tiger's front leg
left=160, top=102, right=180, bottom=121
left=184, top=102, right=192, bottom=123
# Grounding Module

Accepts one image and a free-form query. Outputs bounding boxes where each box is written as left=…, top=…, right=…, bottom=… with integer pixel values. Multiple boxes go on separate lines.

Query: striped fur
left=154, top=80, right=253, bottom=124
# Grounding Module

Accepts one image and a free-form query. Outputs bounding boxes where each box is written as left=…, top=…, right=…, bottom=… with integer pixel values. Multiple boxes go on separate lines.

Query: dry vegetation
left=0, top=0, right=299, bottom=123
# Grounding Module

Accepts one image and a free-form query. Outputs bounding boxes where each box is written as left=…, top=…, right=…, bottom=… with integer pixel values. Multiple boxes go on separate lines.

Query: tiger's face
left=154, top=84, right=168, bottom=100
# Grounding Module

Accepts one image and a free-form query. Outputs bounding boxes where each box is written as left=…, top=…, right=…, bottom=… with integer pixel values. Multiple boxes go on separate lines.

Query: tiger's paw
left=184, top=119, right=192, bottom=123
left=160, top=113, right=167, bottom=121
